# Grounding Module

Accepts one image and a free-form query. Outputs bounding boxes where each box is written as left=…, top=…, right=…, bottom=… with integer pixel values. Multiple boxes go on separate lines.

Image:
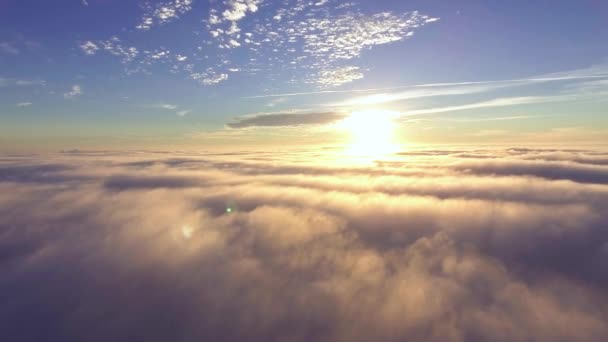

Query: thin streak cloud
left=227, top=111, right=347, bottom=128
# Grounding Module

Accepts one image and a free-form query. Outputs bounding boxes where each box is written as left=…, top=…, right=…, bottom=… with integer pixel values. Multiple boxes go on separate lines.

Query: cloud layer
left=1, top=147, right=608, bottom=341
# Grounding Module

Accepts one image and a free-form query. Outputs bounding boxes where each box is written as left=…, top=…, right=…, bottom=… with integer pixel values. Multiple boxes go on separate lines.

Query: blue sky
left=1, top=0, right=607, bottom=149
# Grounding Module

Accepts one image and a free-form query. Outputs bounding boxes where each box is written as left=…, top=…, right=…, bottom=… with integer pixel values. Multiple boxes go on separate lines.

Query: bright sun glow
left=339, top=109, right=400, bottom=156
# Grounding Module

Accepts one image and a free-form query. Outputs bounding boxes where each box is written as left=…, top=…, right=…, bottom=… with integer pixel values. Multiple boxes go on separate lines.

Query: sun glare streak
left=339, top=109, right=400, bottom=156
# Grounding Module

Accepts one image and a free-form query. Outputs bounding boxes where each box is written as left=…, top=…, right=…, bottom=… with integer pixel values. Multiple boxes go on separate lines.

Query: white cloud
left=137, top=0, right=194, bottom=30
left=332, top=83, right=513, bottom=107
left=246, top=64, right=608, bottom=102
left=64, top=85, right=83, bottom=99
left=205, top=1, right=439, bottom=86
left=156, top=103, right=178, bottom=110
left=221, top=0, right=262, bottom=22
left=398, top=96, right=563, bottom=117
left=2, top=148, right=608, bottom=341
left=316, top=66, right=364, bottom=87
left=0, top=78, right=46, bottom=87
left=80, top=1, right=439, bottom=87
left=177, top=110, right=191, bottom=117
left=97, top=37, right=139, bottom=64
left=80, top=41, right=99, bottom=55
left=16, top=102, right=32, bottom=107
left=266, top=97, right=287, bottom=107
left=191, top=71, right=229, bottom=85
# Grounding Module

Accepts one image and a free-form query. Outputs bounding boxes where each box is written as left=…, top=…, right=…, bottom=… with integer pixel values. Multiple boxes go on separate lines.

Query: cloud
left=247, top=65, right=608, bottom=99
left=445, top=115, right=541, bottom=123
left=316, top=66, right=364, bottom=87
left=200, top=1, right=439, bottom=86
left=236, top=96, right=558, bottom=130
left=227, top=111, right=347, bottom=128
left=397, top=96, right=563, bottom=117
left=451, top=157, right=608, bottom=184
left=1, top=147, right=608, bottom=341
left=79, top=41, right=99, bottom=55
left=157, top=103, right=178, bottom=110
left=191, top=71, right=229, bottom=85
left=265, top=97, right=287, bottom=108
left=0, top=42, right=19, bottom=55
left=0, top=78, right=46, bottom=87
left=150, top=103, right=191, bottom=117
left=220, top=0, right=262, bottom=22
left=64, top=85, right=83, bottom=99
left=16, top=102, right=32, bottom=107
left=95, top=37, right=139, bottom=64
left=137, top=0, right=194, bottom=30
left=80, top=1, right=440, bottom=87
left=332, top=82, right=515, bottom=107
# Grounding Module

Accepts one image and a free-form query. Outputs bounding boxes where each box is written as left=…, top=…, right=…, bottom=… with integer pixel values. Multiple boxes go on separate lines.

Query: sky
left=2, top=2, right=608, bottom=341
left=0, top=0, right=607, bottom=150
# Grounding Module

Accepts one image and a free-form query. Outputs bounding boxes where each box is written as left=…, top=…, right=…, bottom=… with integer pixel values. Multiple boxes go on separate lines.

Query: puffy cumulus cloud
left=227, top=111, right=347, bottom=128
left=79, top=40, right=99, bottom=55
left=220, top=0, right=262, bottom=22
left=137, top=0, right=194, bottom=31
left=1, top=147, right=608, bottom=341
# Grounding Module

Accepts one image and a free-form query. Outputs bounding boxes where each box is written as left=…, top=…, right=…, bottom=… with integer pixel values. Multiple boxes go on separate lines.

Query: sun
left=339, top=109, right=400, bottom=156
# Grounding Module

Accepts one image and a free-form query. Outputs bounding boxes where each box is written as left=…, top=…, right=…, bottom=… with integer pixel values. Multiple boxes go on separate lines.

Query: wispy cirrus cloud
left=444, top=115, right=541, bottom=123
left=397, top=96, right=562, bottom=117
left=15, top=102, right=32, bottom=107
left=330, top=82, right=514, bottom=107
left=156, top=103, right=178, bottom=110
left=248, top=63, right=608, bottom=100
left=149, top=103, right=192, bottom=117
left=0, top=78, right=46, bottom=87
